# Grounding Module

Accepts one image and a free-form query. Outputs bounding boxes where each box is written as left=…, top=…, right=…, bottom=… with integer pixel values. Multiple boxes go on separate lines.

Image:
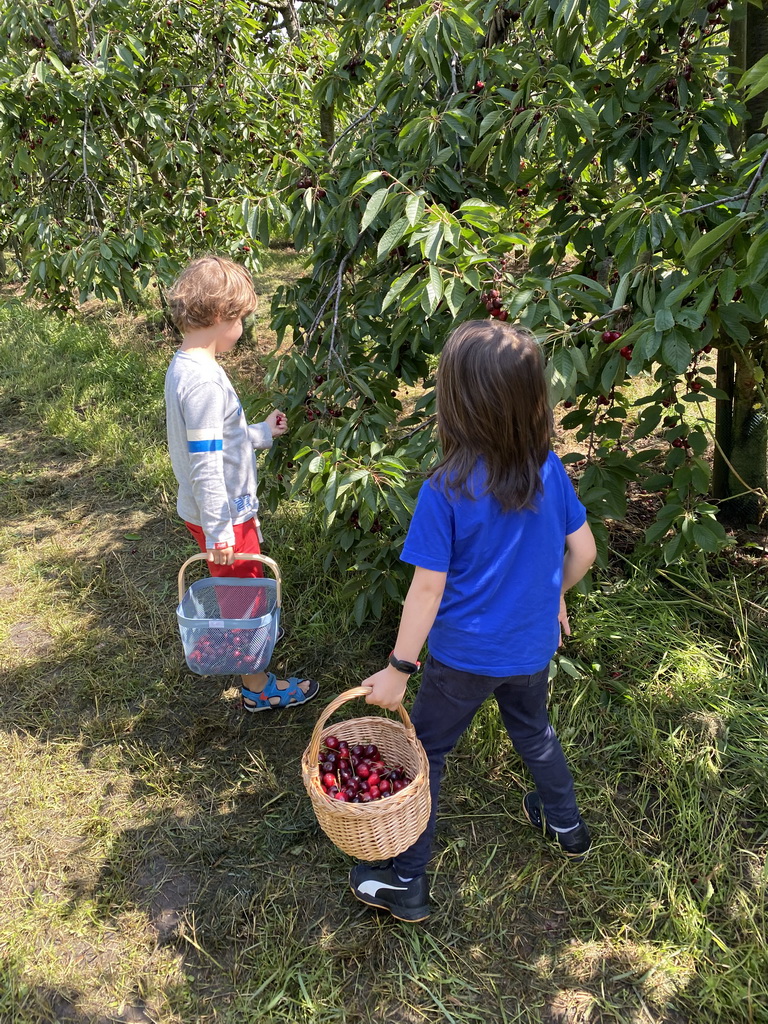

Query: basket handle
left=306, top=686, right=416, bottom=766
left=177, top=552, right=282, bottom=607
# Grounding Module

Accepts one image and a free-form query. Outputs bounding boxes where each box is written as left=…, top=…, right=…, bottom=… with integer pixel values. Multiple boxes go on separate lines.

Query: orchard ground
left=1, top=257, right=767, bottom=1024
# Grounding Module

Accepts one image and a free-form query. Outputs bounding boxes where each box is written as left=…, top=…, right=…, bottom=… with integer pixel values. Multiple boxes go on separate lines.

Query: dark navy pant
left=394, top=654, right=581, bottom=878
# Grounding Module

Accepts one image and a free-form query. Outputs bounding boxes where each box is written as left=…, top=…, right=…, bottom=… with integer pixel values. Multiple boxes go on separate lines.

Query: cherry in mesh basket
left=176, top=553, right=281, bottom=676
left=301, top=687, right=431, bottom=860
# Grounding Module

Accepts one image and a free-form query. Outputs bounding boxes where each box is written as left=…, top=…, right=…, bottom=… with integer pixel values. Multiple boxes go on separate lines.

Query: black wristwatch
left=388, top=652, right=421, bottom=675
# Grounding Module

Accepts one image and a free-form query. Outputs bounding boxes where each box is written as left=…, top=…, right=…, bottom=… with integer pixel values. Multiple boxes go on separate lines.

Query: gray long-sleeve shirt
left=164, top=350, right=272, bottom=549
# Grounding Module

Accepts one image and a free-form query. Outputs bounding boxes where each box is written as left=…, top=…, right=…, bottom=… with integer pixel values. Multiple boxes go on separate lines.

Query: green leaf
left=613, top=271, right=632, bottom=309
left=654, top=307, right=675, bottom=332
left=468, top=130, right=500, bottom=170
left=570, top=104, right=599, bottom=145
left=663, top=530, right=685, bottom=564
left=692, top=520, right=723, bottom=552
left=425, top=265, right=443, bottom=314
left=675, top=308, right=703, bottom=330
left=685, top=215, right=747, bottom=271
left=361, top=187, right=390, bottom=232
left=553, top=0, right=580, bottom=30
left=405, top=193, right=425, bottom=227
left=381, top=267, right=419, bottom=312
left=600, top=353, right=621, bottom=394
left=352, top=171, right=384, bottom=195
left=377, top=216, right=410, bottom=260
left=717, top=305, right=751, bottom=345
left=643, top=473, right=671, bottom=491
left=691, top=459, right=710, bottom=493
left=324, top=470, right=338, bottom=514
left=558, top=274, right=610, bottom=299
left=125, top=33, right=146, bottom=62
left=423, top=220, right=444, bottom=263
left=116, top=44, right=134, bottom=68
left=47, top=51, right=69, bottom=76
left=443, top=277, right=466, bottom=317
left=744, top=230, right=768, bottom=285
left=739, top=51, right=768, bottom=102
left=590, top=0, right=610, bottom=34
left=353, top=590, right=367, bottom=625
left=661, top=331, right=692, bottom=373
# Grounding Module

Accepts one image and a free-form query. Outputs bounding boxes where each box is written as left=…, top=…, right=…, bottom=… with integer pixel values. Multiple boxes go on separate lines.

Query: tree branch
left=398, top=414, right=436, bottom=440
left=566, top=305, right=632, bottom=335
left=326, top=235, right=365, bottom=371
left=42, top=18, right=79, bottom=66
left=680, top=147, right=768, bottom=215
left=63, top=0, right=80, bottom=51
left=740, top=147, right=768, bottom=211
left=329, top=104, right=379, bottom=156
left=682, top=194, right=750, bottom=214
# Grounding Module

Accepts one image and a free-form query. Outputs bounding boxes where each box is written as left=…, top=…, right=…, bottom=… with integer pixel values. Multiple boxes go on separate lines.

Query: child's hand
left=361, top=666, right=409, bottom=711
left=266, top=409, right=288, bottom=437
left=207, top=546, right=235, bottom=565
left=558, top=595, right=571, bottom=646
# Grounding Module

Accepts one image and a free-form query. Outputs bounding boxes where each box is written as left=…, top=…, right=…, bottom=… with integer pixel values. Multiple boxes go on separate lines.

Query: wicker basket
left=301, top=686, right=431, bottom=860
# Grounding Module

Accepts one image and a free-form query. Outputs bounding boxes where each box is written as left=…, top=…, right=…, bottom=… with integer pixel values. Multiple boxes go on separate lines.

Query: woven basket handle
left=307, top=686, right=416, bottom=765
left=177, top=551, right=282, bottom=606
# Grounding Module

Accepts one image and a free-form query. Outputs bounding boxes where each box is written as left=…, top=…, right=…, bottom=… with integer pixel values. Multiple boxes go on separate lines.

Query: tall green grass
left=0, top=297, right=767, bottom=1024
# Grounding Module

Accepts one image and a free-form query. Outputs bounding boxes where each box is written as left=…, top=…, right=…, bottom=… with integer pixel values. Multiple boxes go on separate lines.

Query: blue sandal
left=241, top=673, right=319, bottom=713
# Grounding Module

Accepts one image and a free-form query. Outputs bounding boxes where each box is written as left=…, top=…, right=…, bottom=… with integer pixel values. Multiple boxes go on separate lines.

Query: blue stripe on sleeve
left=188, top=439, right=223, bottom=452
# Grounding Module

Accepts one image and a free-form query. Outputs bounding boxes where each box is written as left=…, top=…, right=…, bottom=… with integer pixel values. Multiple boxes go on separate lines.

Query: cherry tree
left=262, top=0, right=768, bottom=618
left=2, top=0, right=767, bottom=621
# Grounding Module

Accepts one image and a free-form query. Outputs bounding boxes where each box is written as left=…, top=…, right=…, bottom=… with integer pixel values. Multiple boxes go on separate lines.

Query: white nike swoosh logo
left=357, top=880, right=408, bottom=897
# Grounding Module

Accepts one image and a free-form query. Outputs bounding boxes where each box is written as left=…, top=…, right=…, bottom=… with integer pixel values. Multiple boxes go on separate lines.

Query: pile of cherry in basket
left=317, top=735, right=413, bottom=803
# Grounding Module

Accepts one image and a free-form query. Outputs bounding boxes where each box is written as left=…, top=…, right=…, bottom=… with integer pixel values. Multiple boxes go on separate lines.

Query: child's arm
left=265, top=409, right=288, bottom=436
left=248, top=409, right=288, bottom=449
left=559, top=521, right=596, bottom=639
left=361, top=566, right=447, bottom=711
left=177, top=381, right=236, bottom=555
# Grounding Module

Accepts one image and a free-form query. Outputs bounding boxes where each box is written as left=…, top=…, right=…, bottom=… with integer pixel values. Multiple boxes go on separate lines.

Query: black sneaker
left=522, top=791, right=592, bottom=860
left=349, top=863, right=431, bottom=922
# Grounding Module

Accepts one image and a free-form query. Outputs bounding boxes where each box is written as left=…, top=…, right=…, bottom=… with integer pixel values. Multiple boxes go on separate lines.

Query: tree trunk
left=712, top=346, right=734, bottom=499
left=713, top=4, right=768, bottom=524
left=278, top=1, right=334, bottom=150
left=745, top=8, right=768, bottom=135
left=281, top=2, right=300, bottom=41
left=726, top=348, right=768, bottom=523
left=319, top=102, right=335, bottom=149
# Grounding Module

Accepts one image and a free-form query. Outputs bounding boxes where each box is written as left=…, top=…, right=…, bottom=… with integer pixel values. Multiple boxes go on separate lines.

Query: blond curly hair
left=167, top=255, right=257, bottom=332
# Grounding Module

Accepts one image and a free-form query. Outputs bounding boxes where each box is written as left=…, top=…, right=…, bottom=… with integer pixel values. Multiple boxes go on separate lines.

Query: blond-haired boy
left=165, top=255, right=318, bottom=711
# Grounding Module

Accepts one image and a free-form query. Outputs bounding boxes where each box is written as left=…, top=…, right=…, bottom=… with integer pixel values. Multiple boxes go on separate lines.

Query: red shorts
left=185, top=518, right=264, bottom=579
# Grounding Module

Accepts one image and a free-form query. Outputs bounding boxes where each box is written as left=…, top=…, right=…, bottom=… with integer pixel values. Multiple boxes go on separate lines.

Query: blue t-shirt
left=401, top=451, right=587, bottom=676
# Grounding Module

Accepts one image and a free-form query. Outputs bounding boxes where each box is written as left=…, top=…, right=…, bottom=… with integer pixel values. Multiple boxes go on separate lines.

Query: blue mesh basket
left=176, top=553, right=282, bottom=676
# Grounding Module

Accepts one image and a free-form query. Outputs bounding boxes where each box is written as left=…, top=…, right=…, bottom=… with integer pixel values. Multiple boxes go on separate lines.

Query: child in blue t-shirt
left=349, top=319, right=597, bottom=922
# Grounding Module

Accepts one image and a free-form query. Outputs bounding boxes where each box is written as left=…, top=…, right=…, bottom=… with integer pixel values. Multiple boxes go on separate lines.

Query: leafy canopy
left=2, top=0, right=768, bottom=619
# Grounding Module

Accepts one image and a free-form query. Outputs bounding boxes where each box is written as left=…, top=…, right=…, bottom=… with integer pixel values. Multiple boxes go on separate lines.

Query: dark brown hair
left=167, top=255, right=257, bottom=332
left=431, top=319, right=553, bottom=511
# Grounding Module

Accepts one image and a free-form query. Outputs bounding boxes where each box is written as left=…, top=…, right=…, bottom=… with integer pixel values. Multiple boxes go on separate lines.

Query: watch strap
left=388, top=652, right=421, bottom=675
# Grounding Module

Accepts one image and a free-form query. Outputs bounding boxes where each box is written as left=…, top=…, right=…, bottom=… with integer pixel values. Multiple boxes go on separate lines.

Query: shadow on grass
left=1, top=410, right=766, bottom=1022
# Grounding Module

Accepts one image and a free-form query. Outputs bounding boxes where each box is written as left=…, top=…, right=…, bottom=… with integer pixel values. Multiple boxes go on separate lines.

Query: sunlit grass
left=0, top=295, right=766, bottom=1023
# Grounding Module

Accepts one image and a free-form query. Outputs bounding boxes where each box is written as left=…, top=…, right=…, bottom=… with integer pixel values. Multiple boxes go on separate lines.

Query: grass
left=1, top=285, right=767, bottom=1024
